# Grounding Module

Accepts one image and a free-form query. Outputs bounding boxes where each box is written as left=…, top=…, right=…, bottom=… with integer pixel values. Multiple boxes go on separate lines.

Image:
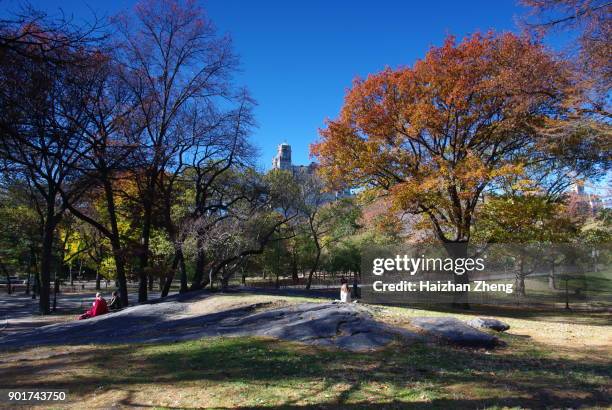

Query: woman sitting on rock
left=78, top=292, right=109, bottom=320
left=340, top=278, right=351, bottom=303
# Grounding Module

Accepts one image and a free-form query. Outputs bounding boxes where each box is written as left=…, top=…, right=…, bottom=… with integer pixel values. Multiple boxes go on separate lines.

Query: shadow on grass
left=1, top=335, right=610, bottom=409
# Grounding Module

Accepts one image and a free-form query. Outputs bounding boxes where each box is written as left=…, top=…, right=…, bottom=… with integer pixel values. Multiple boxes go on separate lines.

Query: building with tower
left=272, top=142, right=292, bottom=171
left=271, top=142, right=352, bottom=199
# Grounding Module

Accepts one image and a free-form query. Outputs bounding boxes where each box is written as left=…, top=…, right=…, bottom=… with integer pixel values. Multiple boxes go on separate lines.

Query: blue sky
left=7, top=0, right=531, bottom=168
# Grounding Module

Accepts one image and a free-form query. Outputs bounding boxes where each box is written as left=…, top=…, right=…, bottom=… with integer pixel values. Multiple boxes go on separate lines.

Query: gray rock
left=0, top=300, right=423, bottom=352
left=335, top=332, right=394, bottom=351
left=466, top=317, right=510, bottom=332
left=411, top=317, right=499, bottom=348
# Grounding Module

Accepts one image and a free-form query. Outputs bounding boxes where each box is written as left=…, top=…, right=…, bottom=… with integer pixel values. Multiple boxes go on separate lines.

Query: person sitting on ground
left=340, top=277, right=351, bottom=303
left=108, top=291, right=123, bottom=310
left=78, top=292, right=109, bottom=320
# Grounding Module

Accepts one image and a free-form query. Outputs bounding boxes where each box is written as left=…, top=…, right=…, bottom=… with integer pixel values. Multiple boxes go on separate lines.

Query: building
left=271, top=142, right=352, bottom=199
left=271, top=142, right=320, bottom=176
left=272, top=143, right=292, bottom=171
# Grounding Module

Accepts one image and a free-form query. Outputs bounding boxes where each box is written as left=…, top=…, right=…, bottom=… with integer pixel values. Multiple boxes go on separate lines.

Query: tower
left=272, top=143, right=292, bottom=170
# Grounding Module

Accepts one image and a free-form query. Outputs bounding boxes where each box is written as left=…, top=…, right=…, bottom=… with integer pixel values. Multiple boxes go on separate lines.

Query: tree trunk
left=137, top=195, right=153, bottom=302
left=201, top=267, right=215, bottom=290
left=39, top=208, right=56, bottom=315
left=5, top=270, right=12, bottom=295
left=26, top=247, right=35, bottom=295
left=32, top=271, right=39, bottom=300
left=104, top=179, right=129, bottom=307
left=52, top=275, right=59, bottom=312
left=306, top=246, right=321, bottom=290
left=515, top=255, right=527, bottom=297
left=161, top=252, right=180, bottom=298
left=191, top=245, right=206, bottom=290
left=445, top=241, right=470, bottom=309
left=0, top=260, right=11, bottom=295
left=515, top=273, right=526, bottom=297
left=178, top=250, right=187, bottom=293
left=110, top=237, right=128, bottom=307
left=164, top=247, right=188, bottom=295
left=95, top=270, right=101, bottom=290
left=548, top=262, right=556, bottom=290
left=291, top=251, right=299, bottom=285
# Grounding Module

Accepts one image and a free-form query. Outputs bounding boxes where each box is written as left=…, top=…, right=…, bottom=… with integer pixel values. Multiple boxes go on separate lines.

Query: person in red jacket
left=78, top=293, right=109, bottom=320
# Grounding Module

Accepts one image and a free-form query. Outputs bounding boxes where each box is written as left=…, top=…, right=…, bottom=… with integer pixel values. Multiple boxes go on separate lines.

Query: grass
left=0, top=296, right=610, bottom=409
left=424, top=268, right=612, bottom=310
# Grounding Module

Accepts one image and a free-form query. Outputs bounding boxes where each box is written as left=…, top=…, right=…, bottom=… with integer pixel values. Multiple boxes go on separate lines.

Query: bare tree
left=295, top=174, right=359, bottom=289
left=183, top=94, right=257, bottom=291
left=0, top=39, right=93, bottom=313
left=185, top=169, right=300, bottom=290
left=58, top=55, right=139, bottom=307
left=159, top=96, right=256, bottom=295
left=112, top=0, right=241, bottom=302
left=522, top=0, right=611, bottom=122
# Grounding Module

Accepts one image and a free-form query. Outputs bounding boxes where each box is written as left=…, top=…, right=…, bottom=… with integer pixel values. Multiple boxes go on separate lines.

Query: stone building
left=271, top=142, right=352, bottom=199
left=271, top=143, right=292, bottom=171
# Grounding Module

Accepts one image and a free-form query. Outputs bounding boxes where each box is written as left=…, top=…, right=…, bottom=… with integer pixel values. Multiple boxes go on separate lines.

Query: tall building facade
left=272, top=143, right=292, bottom=170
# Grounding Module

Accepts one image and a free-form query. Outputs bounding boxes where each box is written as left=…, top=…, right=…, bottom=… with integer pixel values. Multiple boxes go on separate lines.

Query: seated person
left=78, top=292, right=109, bottom=320
left=108, top=291, right=123, bottom=310
left=340, top=278, right=351, bottom=303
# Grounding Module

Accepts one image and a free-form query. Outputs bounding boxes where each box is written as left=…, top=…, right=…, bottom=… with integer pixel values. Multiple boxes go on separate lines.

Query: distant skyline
left=4, top=0, right=539, bottom=169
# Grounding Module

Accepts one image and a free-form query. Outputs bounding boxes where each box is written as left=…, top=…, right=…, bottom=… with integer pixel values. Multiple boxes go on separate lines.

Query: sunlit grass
left=0, top=291, right=610, bottom=409
left=1, top=330, right=610, bottom=409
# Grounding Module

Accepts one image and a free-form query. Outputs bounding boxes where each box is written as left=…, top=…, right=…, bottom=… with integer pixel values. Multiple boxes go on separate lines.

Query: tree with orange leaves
left=312, top=32, right=607, bottom=299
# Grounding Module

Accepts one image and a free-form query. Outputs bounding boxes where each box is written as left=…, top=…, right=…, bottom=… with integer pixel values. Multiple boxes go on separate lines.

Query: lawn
left=0, top=297, right=610, bottom=409
left=452, top=268, right=612, bottom=310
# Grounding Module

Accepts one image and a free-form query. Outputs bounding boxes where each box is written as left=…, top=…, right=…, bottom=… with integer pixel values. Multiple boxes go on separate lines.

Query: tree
left=521, top=0, right=610, bottom=105
left=474, top=195, right=578, bottom=294
left=184, top=169, right=300, bottom=290
left=521, top=1, right=611, bottom=156
left=0, top=31, right=96, bottom=313
left=295, top=173, right=360, bottom=289
left=170, top=93, right=255, bottom=294
left=112, top=0, right=243, bottom=302
left=58, top=55, right=138, bottom=307
left=312, top=32, right=605, bottom=303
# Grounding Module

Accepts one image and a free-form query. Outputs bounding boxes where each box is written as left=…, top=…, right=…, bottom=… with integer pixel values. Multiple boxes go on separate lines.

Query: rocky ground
left=0, top=290, right=505, bottom=351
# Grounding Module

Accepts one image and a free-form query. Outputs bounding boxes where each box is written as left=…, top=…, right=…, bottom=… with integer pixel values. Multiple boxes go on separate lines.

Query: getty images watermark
left=371, top=253, right=514, bottom=294
left=360, top=243, right=611, bottom=306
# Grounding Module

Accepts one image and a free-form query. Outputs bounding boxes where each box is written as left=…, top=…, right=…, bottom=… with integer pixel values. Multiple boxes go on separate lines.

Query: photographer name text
left=372, top=280, right=514, bottom=294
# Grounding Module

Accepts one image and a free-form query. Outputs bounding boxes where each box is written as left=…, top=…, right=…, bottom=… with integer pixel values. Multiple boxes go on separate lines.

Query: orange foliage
left=312, top=32, right=570, bottom=243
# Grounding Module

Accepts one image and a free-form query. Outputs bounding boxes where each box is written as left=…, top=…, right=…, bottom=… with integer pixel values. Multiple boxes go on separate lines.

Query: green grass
left=458, top=269, right=612, bottom=310
left=0, top=292, right=610, bottom=409
left=2, top=333, right=610, bottom=409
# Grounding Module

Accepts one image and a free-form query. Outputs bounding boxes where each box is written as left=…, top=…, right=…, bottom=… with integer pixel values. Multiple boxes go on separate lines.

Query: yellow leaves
left=389, top=174, right=446, bottom=212
left=490, top=163, right=524, bottom=179
left=59, top=229, right=85, bottom=264
left=474, top=195, right=577, bottom=243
